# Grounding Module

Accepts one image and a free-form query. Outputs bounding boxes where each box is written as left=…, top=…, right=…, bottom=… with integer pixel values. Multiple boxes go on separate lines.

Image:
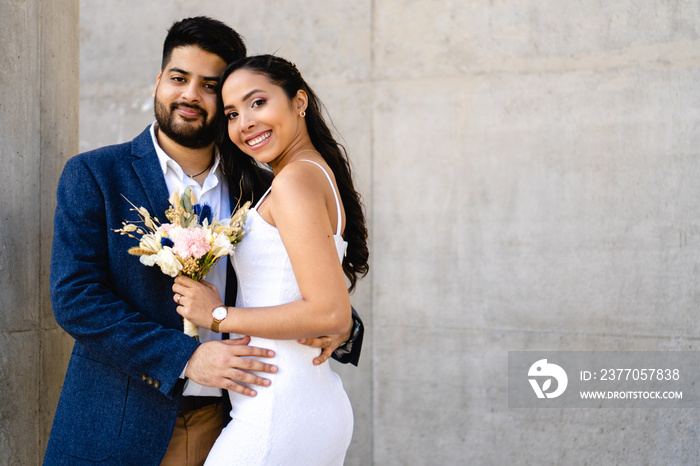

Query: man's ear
left=152, top=71, right=163, bottom=98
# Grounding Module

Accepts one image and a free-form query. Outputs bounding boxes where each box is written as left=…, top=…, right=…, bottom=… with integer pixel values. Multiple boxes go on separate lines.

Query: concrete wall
left=78, top=1, right=700, bottom=465
left=0, top=0, right=78, bottom=464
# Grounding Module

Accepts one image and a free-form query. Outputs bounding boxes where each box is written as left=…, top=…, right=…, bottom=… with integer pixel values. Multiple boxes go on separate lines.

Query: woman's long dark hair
left=217, top=55, right=369, bottom=291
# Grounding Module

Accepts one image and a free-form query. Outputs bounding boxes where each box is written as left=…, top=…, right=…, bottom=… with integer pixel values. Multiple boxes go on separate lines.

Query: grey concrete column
left=0, top=0, right=78, bottom=463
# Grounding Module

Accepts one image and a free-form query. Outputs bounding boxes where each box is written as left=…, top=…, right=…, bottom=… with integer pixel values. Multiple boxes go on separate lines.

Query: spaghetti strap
left=297, top=160, right=343, bottom=236
left=254, top=187, right=272, bottom=210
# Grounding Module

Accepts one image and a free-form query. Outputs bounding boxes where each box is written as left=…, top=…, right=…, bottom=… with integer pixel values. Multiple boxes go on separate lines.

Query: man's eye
left=171, top=76, right=185, bottom=83
left=204, top=83, right=218, bottom=91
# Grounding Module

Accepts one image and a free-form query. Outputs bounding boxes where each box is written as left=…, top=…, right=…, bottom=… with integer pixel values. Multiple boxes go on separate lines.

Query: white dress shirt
left=150, top=122, right=229, bottom=397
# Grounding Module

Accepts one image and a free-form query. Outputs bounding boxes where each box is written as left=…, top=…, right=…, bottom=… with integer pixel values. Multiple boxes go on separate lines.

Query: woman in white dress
left=172, top=55, right=369, bottom=465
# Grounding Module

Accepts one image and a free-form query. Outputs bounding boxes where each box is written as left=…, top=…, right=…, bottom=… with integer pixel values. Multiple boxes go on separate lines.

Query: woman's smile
left=246, top=130, right=272, bottom=149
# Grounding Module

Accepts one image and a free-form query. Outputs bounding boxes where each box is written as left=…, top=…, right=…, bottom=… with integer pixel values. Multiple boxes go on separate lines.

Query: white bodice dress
left=204, top=160, right=353, bottom=466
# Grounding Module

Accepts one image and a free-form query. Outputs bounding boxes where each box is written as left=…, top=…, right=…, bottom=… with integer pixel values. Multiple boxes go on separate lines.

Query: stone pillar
left=0, top=0, right=78, bottom=463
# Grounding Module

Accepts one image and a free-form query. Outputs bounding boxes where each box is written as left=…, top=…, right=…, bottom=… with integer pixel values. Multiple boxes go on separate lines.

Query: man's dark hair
left=161, top=16, right=246, bottom=69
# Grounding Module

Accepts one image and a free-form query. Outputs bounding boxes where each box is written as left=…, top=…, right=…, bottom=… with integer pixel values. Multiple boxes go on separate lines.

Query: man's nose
left=181, top=82, right=201, bottom=102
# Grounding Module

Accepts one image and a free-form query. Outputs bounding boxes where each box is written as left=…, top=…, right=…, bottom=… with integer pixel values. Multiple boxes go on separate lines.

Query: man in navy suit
left=44, top=17, right=363, bottom=465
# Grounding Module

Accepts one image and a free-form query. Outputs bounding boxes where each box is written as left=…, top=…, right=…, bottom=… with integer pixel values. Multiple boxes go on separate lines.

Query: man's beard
left=154, top=97, right=217, bottom=149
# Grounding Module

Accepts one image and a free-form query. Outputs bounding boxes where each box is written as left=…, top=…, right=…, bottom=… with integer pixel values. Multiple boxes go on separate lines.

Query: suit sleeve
left=50, top=156, right=198, bottom=398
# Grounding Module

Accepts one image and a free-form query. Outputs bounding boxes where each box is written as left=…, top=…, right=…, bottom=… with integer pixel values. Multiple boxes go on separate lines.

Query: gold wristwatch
left=211, top=306, right=228, bottom=333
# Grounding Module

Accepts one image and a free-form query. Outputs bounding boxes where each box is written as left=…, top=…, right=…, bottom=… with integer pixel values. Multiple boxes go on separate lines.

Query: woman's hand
left=298, top=319, right=353, bottom=365
left=173, top=276, right=225, bottom=330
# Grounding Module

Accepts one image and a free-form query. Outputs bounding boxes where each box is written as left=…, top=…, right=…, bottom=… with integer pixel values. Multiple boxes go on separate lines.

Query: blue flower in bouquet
left=193, top=204, right=213, bottom=224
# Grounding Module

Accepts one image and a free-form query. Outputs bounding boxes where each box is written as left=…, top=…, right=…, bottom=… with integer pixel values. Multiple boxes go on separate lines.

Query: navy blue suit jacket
left=44, top=127, right=363, bottom=465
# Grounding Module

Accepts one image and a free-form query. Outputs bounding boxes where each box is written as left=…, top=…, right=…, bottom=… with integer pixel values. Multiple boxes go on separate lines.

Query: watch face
left=213, top=306, right=227, bottom=320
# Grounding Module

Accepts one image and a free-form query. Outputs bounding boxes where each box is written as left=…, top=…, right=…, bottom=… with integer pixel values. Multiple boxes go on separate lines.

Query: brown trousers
left=160, top=402, right=224, bottom=466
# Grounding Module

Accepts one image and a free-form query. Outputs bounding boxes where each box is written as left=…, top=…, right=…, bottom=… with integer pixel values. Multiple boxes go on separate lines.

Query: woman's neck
left=269, top=138, right=316, bottom=175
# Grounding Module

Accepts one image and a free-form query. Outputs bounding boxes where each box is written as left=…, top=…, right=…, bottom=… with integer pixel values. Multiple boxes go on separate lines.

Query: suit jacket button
left=141, top=373, right=148, bottom=381
left=147, top=376, right=154, bottom=385
left=154, top=380, right=161, bottom=389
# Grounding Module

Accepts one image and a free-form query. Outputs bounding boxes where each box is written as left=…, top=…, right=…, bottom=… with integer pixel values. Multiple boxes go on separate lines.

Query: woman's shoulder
left=267, top=159, right=336, bottom=223
left=271, top=158, right=333, bottom=197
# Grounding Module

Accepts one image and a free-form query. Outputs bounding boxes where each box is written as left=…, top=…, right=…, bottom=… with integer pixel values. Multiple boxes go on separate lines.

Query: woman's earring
left=299, top=110, right=306, bottom=118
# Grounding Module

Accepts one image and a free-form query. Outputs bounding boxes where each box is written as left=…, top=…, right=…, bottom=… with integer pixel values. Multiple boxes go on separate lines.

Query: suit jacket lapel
left=131, top=127, right=171, bottom=221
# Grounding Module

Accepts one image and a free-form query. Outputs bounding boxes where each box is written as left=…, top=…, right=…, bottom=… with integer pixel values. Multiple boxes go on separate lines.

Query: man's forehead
left=164, top=45, right=227, bottom=77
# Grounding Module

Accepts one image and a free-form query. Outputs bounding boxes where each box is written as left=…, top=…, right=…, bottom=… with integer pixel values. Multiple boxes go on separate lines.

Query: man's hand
left=298, top=321, right=353, bottom=366
left=185, top=336, right=277, bottom=397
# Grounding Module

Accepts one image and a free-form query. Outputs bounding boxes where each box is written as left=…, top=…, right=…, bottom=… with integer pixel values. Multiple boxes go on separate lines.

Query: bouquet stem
left=183, top=318, right=200, bottom=341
